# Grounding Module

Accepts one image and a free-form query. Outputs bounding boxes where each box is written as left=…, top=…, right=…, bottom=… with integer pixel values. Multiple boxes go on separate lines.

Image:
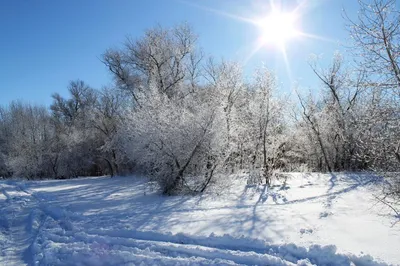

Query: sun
left=183, top=0, right=322, bottom=78
left=256, top=11, right=300, bottom=47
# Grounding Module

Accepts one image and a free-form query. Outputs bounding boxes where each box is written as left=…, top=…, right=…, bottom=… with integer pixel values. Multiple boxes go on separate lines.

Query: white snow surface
left=0, top=173, right=399, bottom=266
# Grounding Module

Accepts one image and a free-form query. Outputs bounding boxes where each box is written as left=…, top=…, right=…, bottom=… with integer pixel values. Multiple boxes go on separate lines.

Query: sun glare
left=257, top=11, right=300, bottom=47
left=182, top=0, right=336, bottom=83
left=184, top=0, right=327, bottom=79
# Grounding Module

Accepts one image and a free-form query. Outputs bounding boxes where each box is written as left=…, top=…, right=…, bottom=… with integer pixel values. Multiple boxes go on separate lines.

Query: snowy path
left=0, top=182, right=38, bottom=265
left=0, top=183, right=315, bottom=266
left=0, top=173, right=399, bottom=265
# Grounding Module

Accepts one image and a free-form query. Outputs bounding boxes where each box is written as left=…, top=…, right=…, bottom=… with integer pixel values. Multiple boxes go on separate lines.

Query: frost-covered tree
left=103, top=23, right=200, bottom=102
left=103, top=24, right=224, bottom=193
left=243, top=68, right=288, bottom=184
left=50, top=80, right=112, bottom=178
left=296, top=90, right=333, bottom=172
left=0, top=106, right=11, bottom=177
left=344, top=0, right=400, bottom=170
left=203, top=59, right=244, bottom=171
left=306, top=53, right=366, bottom=171
left=122, top=88, right=219, bottom=194
left=3, top=102, right=54, bottom=179
left=345, top=0, right=400, bottom=94
left=89, top=88, right=129, bottom=176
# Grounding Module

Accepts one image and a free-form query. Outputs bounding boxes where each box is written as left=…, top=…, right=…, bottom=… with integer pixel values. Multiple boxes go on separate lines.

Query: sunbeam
left=179, top=0, right=331, bottom=80
left=177, top=0, right=254, bottom=24
left=298, top=32, right=339, bottom=43
left=280, top=45, right=293, bottom=82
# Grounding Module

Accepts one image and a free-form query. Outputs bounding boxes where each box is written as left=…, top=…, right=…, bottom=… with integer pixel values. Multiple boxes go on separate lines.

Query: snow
left=0, top=173, right=399, bottom=266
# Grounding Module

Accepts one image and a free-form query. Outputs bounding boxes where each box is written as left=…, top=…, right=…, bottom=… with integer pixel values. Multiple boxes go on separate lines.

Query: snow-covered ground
left=0, top=173, right=399, bottom=265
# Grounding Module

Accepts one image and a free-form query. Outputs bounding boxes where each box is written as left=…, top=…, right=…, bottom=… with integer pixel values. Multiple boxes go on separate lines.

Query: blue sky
left=0, top=0, right=359, bottom=106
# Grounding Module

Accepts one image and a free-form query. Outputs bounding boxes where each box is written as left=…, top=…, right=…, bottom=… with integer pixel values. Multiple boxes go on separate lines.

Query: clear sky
left=0, top=0, right=360, bottom=106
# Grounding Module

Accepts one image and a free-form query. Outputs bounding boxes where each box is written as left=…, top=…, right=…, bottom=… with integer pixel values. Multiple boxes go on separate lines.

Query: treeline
left=0, top=0, right=399, bottom=195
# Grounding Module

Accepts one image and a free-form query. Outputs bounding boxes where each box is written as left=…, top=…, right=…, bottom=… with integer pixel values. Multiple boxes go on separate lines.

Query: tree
left=103, top=23, right=200, bottom=103
left=103, top=24, right=225, bottom=194
left=345, top=0, right=400, bottom=94
left=345, top=0, right=400, bottom=216
left=249, top=68, right=287, bottom=184
left=121, top=88, right=219, bottom=194
left=50, top=80, right=110, bottom=178
left=89, top=88, right=127, bottom=176
left=296, top=91, right=333, bottom=172
left=5, top=102, right=54, bottom=179
left=203, top=59, right=243, bottom=170
left=307, top=53, right=365, bottom=171
left=344, top=0, right=400, bottom=171
left=0, top=106, right=11, bottom=177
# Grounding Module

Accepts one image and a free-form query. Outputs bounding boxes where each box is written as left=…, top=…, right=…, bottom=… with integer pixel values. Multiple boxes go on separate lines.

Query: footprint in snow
left=319, top=211, right=332, bottom=218
left=300, top=183, right=313, bottom=188
left=300, top=228, right=313, bottom=235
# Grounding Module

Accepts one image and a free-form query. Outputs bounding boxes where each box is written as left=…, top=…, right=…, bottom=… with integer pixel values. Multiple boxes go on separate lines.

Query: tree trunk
left=111, top=149, right=119, bottom=175
left=316, top=133, right=332, bottom=172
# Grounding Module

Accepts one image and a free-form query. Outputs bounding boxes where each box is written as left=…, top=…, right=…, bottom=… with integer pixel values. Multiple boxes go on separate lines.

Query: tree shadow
left=275, top=173, right=381, bottom=206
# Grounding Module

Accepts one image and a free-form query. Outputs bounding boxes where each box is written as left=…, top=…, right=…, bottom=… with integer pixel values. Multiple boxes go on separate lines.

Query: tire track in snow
left=42, top=231, right=297, bottom=266
left=38, top=228, right=389, bottom=266
left=0, top=182, right=51, bottom=266
left=0, top=182, right=34, bottom=265
left=14, top=183, right=86, bottom=265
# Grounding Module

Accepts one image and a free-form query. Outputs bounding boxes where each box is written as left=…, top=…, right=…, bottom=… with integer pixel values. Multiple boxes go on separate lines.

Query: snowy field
left=0, top=173, right=399, bottom=266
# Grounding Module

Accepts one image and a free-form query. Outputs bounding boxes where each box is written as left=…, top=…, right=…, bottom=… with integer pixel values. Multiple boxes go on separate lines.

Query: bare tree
left=50, top=80, right=112, bottom=178
left=103, top=23, right=200, bottom=103
left=345, top=0, right=400, bottom=168
left=4, top=102, right=53, bottom=179
left=123, top=89, right=219, bottom=194
left=90, top=88, right=127, bottom=176
left=345, top=0, right=400, bottom=216
left=251, top=68, right=286, bottom=184
left=204, top=59, right=242, bottom=153
left=345, top=0, right=400, bottom=94
left=296, top=92, right=332, bottom=172
left=308, top=53, right=365, bottom=170
left=0, top=107, right=11, bottom=177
